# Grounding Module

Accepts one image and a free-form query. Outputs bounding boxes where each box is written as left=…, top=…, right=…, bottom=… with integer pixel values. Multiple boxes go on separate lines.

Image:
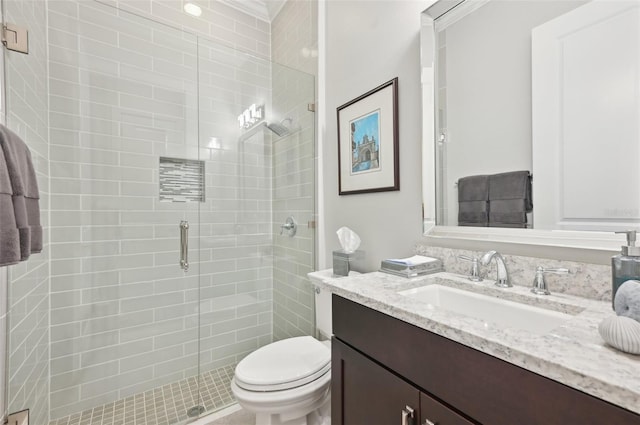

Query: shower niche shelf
left=159, top=156, right=205, bottom=203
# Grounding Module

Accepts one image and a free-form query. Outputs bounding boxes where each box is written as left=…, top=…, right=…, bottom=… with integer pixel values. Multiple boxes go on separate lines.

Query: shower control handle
left=280, top=216, right=297, bottom=237
left=179, top=221, right=189, bottom=272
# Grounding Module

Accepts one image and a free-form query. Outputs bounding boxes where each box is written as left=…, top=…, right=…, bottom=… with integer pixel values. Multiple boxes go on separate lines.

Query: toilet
left=231, top=271, right=335, bottom=425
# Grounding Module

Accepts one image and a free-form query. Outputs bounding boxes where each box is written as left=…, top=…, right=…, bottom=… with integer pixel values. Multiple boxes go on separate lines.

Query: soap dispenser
left=611, top=230, right=640, bottom=309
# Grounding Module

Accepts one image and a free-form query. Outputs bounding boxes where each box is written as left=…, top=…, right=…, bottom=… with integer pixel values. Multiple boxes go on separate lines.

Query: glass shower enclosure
left=2, top=1, right=316, bottom=424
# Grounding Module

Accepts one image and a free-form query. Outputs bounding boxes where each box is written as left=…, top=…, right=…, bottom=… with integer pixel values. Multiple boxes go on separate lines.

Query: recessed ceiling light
left=184, top=2, right=202, bottom=17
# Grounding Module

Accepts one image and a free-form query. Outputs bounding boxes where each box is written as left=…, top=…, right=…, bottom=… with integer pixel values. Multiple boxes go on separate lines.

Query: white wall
left=321, top=0, right=430, bottom=271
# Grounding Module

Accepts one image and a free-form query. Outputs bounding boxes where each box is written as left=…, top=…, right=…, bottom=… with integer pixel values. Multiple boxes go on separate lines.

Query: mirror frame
left=420, top=1, right=624, bottom=262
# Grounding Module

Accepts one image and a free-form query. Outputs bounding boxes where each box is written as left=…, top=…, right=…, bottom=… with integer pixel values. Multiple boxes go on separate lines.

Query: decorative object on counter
left=611, top=230, right=640, bottom=309
left=380, top=255, right=443, bottom=278
left=599, top=279, right=640, bottom=354
left=598, top=315, right=640, bottom=355
left=333, top=227, right=363, bottom=276
left=337, top=78, right=399, bottom=195
left=0, top=124, right=42, bottom=267
left=613, top=280, right=640, bottom=322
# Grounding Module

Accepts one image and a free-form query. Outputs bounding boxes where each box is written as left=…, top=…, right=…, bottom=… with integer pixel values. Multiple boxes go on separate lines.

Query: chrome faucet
left=480, top=250, right=512, bottom=288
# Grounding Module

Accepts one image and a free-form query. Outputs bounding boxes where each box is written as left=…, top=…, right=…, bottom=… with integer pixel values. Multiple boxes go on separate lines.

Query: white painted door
left=532, top=0, right=640, bottom=231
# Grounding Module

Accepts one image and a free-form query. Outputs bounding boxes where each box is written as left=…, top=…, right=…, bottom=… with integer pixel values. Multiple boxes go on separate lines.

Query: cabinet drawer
left=421, top=392, right=475, bottom=425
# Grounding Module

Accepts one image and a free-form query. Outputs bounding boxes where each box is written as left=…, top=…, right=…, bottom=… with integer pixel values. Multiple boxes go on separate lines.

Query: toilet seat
left=235, top=336, right=331, bottom=392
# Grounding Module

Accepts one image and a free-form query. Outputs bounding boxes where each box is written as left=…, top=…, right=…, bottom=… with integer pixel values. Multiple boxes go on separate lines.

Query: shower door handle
left=179, top=220, right=189, bottom=272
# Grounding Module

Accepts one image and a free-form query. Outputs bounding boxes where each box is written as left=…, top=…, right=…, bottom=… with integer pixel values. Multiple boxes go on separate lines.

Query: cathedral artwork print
left=336, top=78, right=399, bottom=195
left=351, top=111, right=380, bottom=174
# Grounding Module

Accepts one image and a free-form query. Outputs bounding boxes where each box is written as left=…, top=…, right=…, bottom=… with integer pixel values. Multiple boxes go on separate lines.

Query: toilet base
left=255, top=413, right=306, bottom=425
left=254, top=391, right=330, bottom=425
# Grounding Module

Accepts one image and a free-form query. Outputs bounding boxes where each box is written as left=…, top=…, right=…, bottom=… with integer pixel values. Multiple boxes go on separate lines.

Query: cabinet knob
left=401, top=405, right=415, bottom=425
left=425, top=420, right=437, bottom=425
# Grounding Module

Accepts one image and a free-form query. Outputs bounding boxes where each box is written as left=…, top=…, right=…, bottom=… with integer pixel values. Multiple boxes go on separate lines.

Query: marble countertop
left=310, top=269, right=640, bottom=415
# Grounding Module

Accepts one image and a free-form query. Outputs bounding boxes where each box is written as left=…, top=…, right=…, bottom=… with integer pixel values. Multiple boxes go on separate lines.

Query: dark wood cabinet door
left=332, top=338, right=420, bottom=425
left=420, top=392, right=476, bottom=425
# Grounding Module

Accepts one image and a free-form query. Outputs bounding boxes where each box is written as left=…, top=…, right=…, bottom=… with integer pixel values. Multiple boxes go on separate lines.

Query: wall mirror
left=421, top=0, right=640, bottom=253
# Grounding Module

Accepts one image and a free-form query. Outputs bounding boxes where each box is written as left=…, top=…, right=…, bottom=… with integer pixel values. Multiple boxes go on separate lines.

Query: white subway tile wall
left=5, top=1, right=51, bottom=424
left=271, top=0, right=318, bottom=341
left=46, top=0, right=275, bottom=420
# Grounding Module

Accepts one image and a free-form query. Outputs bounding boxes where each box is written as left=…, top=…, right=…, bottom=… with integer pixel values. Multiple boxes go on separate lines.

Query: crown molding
left=222, top=0, right=287, bottom=22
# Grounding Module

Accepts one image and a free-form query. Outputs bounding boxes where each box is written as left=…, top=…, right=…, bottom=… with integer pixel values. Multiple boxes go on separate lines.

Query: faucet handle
left=531, top=266, right=569, bottom=295
left=457, top=255, right=483, bottom=282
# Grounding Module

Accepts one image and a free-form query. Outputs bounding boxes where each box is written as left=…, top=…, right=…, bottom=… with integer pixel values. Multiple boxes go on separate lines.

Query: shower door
left=5, top=1, right=203, bottom=424
left=45, top=2, right=203, bottom=423
left=196, top=37, right=317, bottom=412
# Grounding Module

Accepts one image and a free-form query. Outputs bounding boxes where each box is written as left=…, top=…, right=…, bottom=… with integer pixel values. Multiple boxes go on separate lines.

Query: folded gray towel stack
left=488, top=171, right=532, bottom=228
left=0, top=145, right=21, bottom=266
left=0, top=124, right=42, bottom=266
left=457, top=175, right=489, bottom=226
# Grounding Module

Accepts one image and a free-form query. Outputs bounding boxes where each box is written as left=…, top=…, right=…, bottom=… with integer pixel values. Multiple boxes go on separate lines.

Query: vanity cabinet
left=331, top=295, right=640, bottom=425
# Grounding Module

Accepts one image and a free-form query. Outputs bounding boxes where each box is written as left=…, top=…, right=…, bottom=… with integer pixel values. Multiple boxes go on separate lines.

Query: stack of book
left=380, top=255, right=443, bottom=278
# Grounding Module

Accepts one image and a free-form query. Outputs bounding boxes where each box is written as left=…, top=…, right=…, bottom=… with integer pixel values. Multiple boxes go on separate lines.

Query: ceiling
left=223, top=0, right=287, bottom=22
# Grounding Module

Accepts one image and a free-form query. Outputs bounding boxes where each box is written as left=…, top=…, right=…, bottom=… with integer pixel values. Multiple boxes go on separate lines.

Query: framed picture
left=337, top=78, right=399, bottom=195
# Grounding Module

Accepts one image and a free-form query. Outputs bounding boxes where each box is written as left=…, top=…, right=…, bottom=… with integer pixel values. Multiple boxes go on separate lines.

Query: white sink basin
left=398, top=284, right=573, bottom=334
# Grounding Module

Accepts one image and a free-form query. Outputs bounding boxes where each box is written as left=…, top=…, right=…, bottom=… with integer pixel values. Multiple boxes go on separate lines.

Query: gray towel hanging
left=457, top=175, right=489, bottom=226
left=0, top=144, right=21, bottom=266
left=488, top=171, right=532, bottom=227
left=0, top=124, right=42, bottom=264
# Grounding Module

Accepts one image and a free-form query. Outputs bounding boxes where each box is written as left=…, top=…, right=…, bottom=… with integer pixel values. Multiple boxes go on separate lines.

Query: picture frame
left=337, top=78, right=399, bottom=195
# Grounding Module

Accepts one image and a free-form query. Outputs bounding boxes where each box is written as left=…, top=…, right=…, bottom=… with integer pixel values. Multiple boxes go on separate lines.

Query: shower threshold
left=49, top=364, right=236, bottom=425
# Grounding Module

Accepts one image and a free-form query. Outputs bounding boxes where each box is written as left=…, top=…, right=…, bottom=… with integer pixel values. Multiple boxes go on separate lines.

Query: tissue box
left=333, top=250, right=365, bottom=276
left=333, top=251, right=351, bottom=276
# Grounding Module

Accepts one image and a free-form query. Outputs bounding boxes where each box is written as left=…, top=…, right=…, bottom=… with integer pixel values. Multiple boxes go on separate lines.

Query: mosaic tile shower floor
left=49, top=364, right=237, bottom=425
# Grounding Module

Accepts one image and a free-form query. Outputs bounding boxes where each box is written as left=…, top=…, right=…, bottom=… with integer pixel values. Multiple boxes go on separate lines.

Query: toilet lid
left=235, top=336, right=331, bottom=391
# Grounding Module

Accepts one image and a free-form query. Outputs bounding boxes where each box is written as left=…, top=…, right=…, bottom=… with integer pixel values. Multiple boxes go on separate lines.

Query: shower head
left=266, top=122, right=290, bottom=137
left=266, top=117, right=296, bottom=138
left=238, top=118, right=296, bottom=142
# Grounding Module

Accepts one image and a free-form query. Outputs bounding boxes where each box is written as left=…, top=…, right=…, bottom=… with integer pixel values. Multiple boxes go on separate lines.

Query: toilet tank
left=309, top=270, right=333, bottom=339
left=309, top=269, right=359, bottom=340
